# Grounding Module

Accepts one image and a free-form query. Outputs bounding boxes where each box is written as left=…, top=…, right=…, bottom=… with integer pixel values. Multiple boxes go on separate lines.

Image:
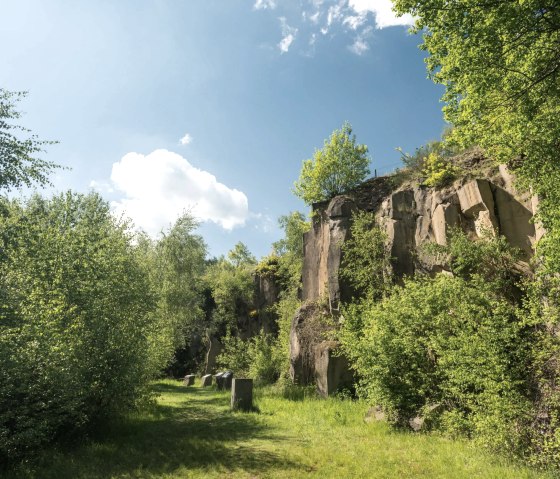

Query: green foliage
left=0, top=89, right=61, bottom=191
left=228, top=241, right=256, bottom=268
left=272, top=290, right=301, bottom=384
left=392, top=0, right=560, bottom=274
left=342, top=275, right=533, bottom=454
left=145, top=213, right=207, bottom=370
left=217, top=330, right=283, bottom=385
left=422, top=227, right=521, bottom=300
left=340, top=210, right=392, bottom=302
left=157, top=214, right=207, bottom=339
left=6, top=380, right=553, bottom=479
left=0, top=192, right=160, bottom=460
left=272, top=211, right=310, bottom=290
left=293, top=122, right=370, bottom=205
left=205, top=243, right=256, bottom=332
left=422, top=152, right=459, bottom=187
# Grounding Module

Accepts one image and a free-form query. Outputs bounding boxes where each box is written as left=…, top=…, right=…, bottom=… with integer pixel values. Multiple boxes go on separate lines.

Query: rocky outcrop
left=302, top=166, right=538, bottom=310
left=293, top=162, right=539, bottom=395
left=314, top=341, right=354, bottom=398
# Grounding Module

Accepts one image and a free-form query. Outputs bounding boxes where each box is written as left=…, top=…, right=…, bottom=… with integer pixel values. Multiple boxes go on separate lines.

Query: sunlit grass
left=6, top=379, right=556, bottom=478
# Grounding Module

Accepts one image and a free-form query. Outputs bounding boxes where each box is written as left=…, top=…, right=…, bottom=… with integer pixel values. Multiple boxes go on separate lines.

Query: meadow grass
left=5, top=379, right=556, bottom=479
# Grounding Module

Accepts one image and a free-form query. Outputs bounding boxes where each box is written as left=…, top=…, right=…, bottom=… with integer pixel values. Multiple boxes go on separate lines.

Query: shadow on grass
left=11, top=385, right=299, bottom=479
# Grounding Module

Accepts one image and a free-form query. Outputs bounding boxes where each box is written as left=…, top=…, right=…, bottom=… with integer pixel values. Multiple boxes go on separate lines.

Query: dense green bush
left=217, top=330, right=283, bottom=385
left=341, top=275, right=533, bottom=454
left=340, top=210, right=392, bottom=302
left=0, top=192, right=160, bottom=461
left=422, top=152, right=459, bottom=187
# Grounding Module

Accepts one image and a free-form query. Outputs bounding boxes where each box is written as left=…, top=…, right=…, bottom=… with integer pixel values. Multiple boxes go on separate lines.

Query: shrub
left=217, top=330, right=283, bottom=385
left=422, top=152, right=459, bottom=187
left=340, top=210, right=393, bottom=302
left=341, top=275, right=534, bottom=454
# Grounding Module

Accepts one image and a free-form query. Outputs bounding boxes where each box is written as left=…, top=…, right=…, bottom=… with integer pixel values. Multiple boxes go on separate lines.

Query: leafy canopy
left=0, top=89, right=60, bottom=191
left=391, top=0, right=560, bottom=271
left=293, top=122, right=370, bottom=205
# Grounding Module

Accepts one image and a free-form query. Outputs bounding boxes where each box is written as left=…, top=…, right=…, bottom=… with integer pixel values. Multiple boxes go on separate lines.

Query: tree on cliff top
left=0, top=89, right=60, bottom=191
left=293, top=122, right=370, bottom=206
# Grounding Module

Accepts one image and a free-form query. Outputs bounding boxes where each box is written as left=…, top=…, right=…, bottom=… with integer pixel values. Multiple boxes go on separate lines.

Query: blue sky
left=1, top=0, right=446, bottom=259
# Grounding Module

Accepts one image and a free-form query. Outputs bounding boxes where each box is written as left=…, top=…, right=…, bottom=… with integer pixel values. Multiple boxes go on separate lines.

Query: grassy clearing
left=6, top=379, right=555, bottom=479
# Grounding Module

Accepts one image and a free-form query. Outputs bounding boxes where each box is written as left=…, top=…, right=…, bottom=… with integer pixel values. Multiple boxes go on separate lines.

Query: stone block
left=214, top=372, right=224, bottom=390
left=231, top=378, right=253, bottom=411
left=222, top=371, right=234, bottom=390
left=183, top=374, right=195, bottom=386
left=201, top=374, right=212, bottom=387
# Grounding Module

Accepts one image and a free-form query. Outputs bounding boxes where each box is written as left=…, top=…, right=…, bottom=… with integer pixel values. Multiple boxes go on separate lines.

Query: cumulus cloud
left=278, top=17, right=297, bottom=53
left=254, top=0, right=276, bottom=10
left=348, top=0, right=415, bottom=29
left=107, top=149, right=249, bottom=235
left=179, top=132, right=193, bottom=145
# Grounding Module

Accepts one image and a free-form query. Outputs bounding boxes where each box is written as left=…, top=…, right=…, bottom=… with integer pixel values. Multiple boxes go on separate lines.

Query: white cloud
left=349, top=37, right=369, bottom=54
left=343, top=14, right=367, bottom=30
left=348, top=0, right=415, bottom=29
left=254, top=0, right=276, bottom=10
left=108, top=149, right=249, bottom=235
left=179, top=132, right=193, bottom=145
left=278, top=17, right=297, bottom=53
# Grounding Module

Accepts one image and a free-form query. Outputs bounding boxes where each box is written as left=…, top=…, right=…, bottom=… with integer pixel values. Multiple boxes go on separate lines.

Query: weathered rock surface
left=289, top=304, right=318, bottom=385
left=302, top=167, right=538, bottom=307
left=314, top=341, right=354, bottom=398
left=204, top=336, right=223, bottom=375
left=294, top=162, right=539, bottom=395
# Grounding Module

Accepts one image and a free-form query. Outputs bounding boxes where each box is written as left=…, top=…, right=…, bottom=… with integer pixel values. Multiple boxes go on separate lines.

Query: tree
left=293, top=122, right=371, bottom=205
left=0, top=192, right=159, bottom=460
left=391, top=0, right=560, bottom=271
left=152, top=213, right=207, bottom=362
left=0, top=89, right=60, bottom=191
left=227, top=241, right=256, bottom=267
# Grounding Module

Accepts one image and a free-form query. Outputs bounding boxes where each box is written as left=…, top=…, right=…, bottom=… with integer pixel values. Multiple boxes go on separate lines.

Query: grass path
left=8, top=380, right=556, bottom=478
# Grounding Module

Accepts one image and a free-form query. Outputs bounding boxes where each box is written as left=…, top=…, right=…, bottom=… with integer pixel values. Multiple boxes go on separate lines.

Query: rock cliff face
left=301, top=165, right=539, bottom=311
left=292, top=162, right=542, bottom=393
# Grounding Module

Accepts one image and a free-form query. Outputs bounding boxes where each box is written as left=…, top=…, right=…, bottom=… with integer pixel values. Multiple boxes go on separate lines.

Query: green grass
left=6, top=379, right=556, bottom=478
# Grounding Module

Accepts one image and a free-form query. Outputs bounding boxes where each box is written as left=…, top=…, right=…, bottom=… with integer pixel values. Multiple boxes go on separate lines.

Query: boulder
left=431, top=203, right=460, bottom=245
left=493, top=186, right=535, bottom=258
left=364, top=406, right=386, bottom=423
left=314, top=340, right=353, bottom=397
left=302, top=196, right=357, bottom=312
left=457, top=179, right=498, bottom=236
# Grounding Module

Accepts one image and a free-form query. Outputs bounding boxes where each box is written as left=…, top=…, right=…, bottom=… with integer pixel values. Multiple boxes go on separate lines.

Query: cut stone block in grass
left=201, top=374, right=212, bottom=387
left=231, top=378, right=253, bottom=411
left=222, top=371, right=234, bottom=390
left=183, top=374, right=195, bottom=386
left=214, top=372, right=224, bottom=390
